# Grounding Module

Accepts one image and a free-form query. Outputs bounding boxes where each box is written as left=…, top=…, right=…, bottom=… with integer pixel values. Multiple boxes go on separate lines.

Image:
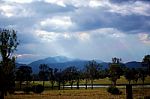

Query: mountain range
left=17, top=56, right=142, bottom=73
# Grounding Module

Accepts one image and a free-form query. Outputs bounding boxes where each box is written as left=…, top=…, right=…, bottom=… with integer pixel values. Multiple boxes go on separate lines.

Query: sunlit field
left=5, top=76, right=150, bottom=99
left=5, top=88, right=150, bottom=99
left=27, top=76, right=150, bottom=87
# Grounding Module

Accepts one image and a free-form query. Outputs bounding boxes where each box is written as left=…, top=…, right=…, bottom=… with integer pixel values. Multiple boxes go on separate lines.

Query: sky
left=0, top=0, right=150, bottom=64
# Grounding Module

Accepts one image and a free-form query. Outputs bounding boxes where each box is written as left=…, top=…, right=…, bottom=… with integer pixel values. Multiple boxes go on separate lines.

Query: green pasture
left=17, top=76, right=150, bottom=88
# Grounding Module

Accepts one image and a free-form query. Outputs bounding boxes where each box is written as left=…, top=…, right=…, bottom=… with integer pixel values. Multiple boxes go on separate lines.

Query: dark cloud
left=110, top=0, right=150, bottom=4
left=0, top=0, right=150, bottom=63
left=71, top=7, right=150, bottom=33
left=24, top=1, right=76, bottom=16
left=111, top=14, right=150, bottom=33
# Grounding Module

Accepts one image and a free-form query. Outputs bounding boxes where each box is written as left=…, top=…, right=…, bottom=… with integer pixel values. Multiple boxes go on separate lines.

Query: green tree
left=108, top=57, right=123, bottom=86
left=131, top=68, right=139, bottom=84
left=48, top=68, right=58, bottom=90
left=142, top=55, right=150, bottom=75
left=0, top=29, right=19, bottom=99
left=75, top=70, right=81, bottom=89
left=16, top=66, right=32, bottom=90
left=32, top=73, right=39, bottom=84
left=84, top=60, right=101, bottom=89
left=124, top=68, right=135, bottom=84
left=39, top=64, right=49, bottom=87
left=55, top=69, right=63, bottom=90
left=62, top=66, right=78, bottom=89
left=138, top=68, right=147, bottom=85
left=99, top=69, right=108, bottom=79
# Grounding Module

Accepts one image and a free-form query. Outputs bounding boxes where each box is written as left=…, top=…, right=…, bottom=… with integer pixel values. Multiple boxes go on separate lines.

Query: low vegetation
left=5, top=88, right=150, bottom=99
left=107, top=86, right=122, bottom=95
left=32, top=84, right=44, bottom=94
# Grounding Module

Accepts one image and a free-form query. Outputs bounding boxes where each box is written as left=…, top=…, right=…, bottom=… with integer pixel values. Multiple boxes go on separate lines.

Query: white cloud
left=77, top=32, right=90, bottom=41
left=89, top=0, right=110, bottom=8
left=0, top=5, right=14, bottom=17
left=138, top=33, right=150, bottom=44
left=88, top=0, right=150, bottom=16
left=35, top=30, right=61, bottom=42
left=89, top=28, right=126, bottom=39
left=3, top=0, right=34, bottom=3
left=40, top=16, right=73, bottom=31
left=16, top=53, right=37, bottom=58
left=44, top=0, right=66, bottom=7
left=35, top=28, right=125, bottom=43
left=108, top=1, right=150, bottom=16
left=0, top=3, right=32, bottom=17
left=2, top=0, right=150, bottom=17
left=44, top=0, right=91, bottom=7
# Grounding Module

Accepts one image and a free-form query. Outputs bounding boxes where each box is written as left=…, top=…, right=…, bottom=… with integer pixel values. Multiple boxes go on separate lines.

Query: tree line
left=16, top=56, right=150, bottom=90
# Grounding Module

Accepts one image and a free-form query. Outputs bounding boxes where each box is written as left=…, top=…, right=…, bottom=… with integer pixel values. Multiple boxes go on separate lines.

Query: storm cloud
left=0, top=0, right=150, bottom=63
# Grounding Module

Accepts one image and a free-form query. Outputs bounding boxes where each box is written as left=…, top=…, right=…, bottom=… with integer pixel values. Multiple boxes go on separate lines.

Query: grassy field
left=5, top=88, right=150, bottom=99
left=29, top=76, right=150, bottom=87
left=11, top=76, right=150, bottom=99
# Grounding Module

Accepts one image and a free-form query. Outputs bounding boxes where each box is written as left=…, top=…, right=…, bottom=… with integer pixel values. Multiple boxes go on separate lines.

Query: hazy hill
left=125, top=61, right=142, bottom=68
left=16, top=56, right=143, bottom=73
left=28, top=56, right=103, bottom=73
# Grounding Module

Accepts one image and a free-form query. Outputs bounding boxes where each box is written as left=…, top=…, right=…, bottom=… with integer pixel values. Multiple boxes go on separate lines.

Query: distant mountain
left=30, top=56, right=73, bottom=65
left=20, top=56, right=143, bottom=73
left=28, top=56, right=104, bottom=73
left=16, top=63, right=27, bottom=68
left=125, top=61, right=142, bottom=69
left=100, top=62, right=110, bottom=69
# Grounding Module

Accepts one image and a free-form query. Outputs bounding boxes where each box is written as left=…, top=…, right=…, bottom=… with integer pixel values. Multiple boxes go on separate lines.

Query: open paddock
left=5, top=87, right=150, bottom=99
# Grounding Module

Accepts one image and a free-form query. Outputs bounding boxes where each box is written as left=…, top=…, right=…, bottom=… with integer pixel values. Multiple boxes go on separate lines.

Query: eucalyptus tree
left=84, top=60, right=101, bottom=89
left=39, top=64, right=49, bottom=87
left=99, top=69, right=108, bottom=79
left=55, top=69, right=63, bottom=90
left=124, top=68, right=135, bottom=84
left=83, top=67, right=89, bottom=89
left=62, top=66, right=78, bottom=89
left=131, top=68, right=139, bottom=84
left=142, top=55, right=150, bottom=75
left=16, top=66, right=32, bottom=89
left=48, top=68, right=58, bottom=89
left=76, top=70, right=81, bottom=89
left=108, top=57, right=123, bottom=86
left=138, top=68, right=147, bottom=85
left=0, top=29, right=19, bottom=99
left=32, top=73, right=39, bottom=84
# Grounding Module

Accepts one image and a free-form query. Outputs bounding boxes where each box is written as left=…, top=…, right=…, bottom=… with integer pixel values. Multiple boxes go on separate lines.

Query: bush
left=23, top=87, right=32, bottom=94
left=32, top=84, right=44, bottom=94
left=107, top=86, right=122, bottom=95
left=8, top=87, right=15, bottom=94
left=144, top=96, right=150, bottom=99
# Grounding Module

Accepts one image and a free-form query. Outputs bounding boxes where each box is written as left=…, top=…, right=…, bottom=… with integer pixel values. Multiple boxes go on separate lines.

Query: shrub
left=32, top=84, right=44, bottom=94
left=23, top=87, right=32, bottom=94
left=107, top=86, right=122, bottom=95
left=144, top=96, right=150, bottom=99
left=8, top=88, right=15, bottom=94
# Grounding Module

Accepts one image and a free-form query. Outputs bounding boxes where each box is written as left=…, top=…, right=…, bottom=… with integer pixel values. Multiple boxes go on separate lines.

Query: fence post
left=126, top=84, right=133, bottom=99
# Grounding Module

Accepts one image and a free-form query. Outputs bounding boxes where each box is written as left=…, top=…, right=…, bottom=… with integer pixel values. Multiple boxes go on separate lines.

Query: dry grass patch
left=6, top=88, right=126, bottom=99
left=5, top=88, right=150, bottom=99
